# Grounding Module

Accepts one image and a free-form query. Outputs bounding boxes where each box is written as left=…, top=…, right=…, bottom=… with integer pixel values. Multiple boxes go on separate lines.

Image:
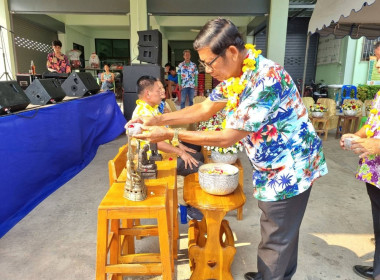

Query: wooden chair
left=193, top=95, right=207, bottom=104
left=301, top=97, right=314, bottom=115
left=108, top=145, right=127, bottom=187
left=165, top=99, right=194, bottom=130
left=316, top=98, right=338, bottom=130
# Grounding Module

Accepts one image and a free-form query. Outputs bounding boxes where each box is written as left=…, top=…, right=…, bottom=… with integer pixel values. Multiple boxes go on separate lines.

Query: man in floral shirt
left=177, top=50, right=198, bottom=109
left=132, top=18, right=328, bottom=280
left=341, top=41, right=380, bottom=280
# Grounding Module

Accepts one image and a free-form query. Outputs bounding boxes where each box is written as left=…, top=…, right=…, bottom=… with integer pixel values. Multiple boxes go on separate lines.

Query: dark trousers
left=367, top=183, right=380, bottom=278
left=176, top=142, right=204, bottom=176
left=255, top=187, right=311, bottom=280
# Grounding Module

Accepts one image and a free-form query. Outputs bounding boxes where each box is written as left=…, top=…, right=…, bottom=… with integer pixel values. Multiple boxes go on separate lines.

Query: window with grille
left=361, top=37, right=380, bottom=61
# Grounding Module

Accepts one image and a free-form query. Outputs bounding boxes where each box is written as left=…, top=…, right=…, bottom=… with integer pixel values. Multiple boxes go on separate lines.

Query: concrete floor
left=0, top=130, right=375, bottom=280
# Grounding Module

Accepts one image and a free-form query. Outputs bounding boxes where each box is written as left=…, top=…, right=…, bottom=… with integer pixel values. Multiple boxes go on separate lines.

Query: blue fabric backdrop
left=0, top=91, right=126, bottom=237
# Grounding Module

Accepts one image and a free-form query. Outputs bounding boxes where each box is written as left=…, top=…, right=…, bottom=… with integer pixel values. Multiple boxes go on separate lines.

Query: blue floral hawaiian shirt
left=178, top=61, right=198, bottom=88
left=210, top=52, right=328, bottom=201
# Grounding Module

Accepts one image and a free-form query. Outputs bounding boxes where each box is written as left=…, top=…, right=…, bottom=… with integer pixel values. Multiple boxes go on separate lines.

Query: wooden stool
left=310, top=117, right=329, bottom=141
left=95, top=183, right=173, bottom=280
left=335, top=115, right=359, bottom=139
left=201, top=147, right=244, bottom=220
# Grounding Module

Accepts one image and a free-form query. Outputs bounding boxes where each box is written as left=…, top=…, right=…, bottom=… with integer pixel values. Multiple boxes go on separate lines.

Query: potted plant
left=310, top=103, right=328, bottom=118
left=342, top=100, right=361, bottom=116
left=198, top=110, right=244, bottom=164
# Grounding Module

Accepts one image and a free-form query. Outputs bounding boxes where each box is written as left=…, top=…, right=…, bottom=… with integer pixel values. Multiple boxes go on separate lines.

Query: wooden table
left=184, top=173, right=246, bottom=280
left=335, top=115, right=359, bottom=139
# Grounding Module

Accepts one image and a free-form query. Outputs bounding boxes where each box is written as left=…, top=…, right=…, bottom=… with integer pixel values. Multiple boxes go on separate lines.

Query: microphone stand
left=0, top=25, right=14, bottom=81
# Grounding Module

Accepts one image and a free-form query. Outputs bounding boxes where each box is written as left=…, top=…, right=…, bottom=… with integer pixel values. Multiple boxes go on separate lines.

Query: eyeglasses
left=198, top=50, right=225, bottom=71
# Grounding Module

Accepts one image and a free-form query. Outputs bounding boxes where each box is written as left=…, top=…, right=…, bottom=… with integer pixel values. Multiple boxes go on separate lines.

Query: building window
left=95, top=39, right=130, bottom=67
left=361, top=37, right=380, bottom=61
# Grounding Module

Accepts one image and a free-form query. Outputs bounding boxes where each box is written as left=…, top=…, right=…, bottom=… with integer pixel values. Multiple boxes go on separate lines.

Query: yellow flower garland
left=365, top=91, right=380, bottom=137
left=222, top=44, right=261, bottom=116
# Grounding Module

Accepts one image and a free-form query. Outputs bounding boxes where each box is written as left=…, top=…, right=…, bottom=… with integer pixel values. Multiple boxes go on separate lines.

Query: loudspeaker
left=0, top=81, right=30, bottom=115
left=138, top=30, right=162, bottom=47
left=122, top=64, right=164, bottom=93
left=137, top=30, right=162, bottom=65
left=61, top=72, right=100, bottom=97
left=137, top=46, right=162, bottom=65
left=122, top=92, right=139, bottom=121
left=25, top=78, right=66, bottom=105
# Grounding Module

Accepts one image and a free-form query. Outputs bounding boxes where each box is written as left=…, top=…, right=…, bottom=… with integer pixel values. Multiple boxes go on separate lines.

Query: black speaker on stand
left=137, top=30, right=162, bottom=65
left=25, top=78, right=66, bottom=105
left=0, top=81, right=30, bottom=115
left=61, top=72, right=100, bottom=97
left=122, top=64, right=164, bottom=121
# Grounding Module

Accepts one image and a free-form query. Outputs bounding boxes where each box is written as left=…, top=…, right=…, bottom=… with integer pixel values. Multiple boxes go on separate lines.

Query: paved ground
left=0, top=130, right=375, bottom=280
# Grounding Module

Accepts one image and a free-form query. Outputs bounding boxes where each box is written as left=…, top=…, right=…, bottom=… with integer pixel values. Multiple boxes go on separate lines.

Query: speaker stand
left=0, top=25, right=13, bottom=81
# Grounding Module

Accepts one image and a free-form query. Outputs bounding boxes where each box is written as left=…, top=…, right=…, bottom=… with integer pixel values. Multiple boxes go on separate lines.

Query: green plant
left=357, top=85, right=380, bottom=102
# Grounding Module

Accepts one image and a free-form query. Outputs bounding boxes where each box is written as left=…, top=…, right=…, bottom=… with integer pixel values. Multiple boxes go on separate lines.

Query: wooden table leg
left=157, top=207, right=174, bottom=280
left=96, top=210, right=108, bottom=280
left=189, top=210, right=236, bottom=280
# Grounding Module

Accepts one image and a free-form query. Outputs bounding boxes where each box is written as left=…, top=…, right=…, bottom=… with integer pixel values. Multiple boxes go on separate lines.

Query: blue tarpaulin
left=0, top=91, right=126, bottom=237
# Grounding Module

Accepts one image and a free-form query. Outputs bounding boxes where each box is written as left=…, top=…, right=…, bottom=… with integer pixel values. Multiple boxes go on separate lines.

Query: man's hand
left=179, top=143, right=197, bottom=154
left=340, top=133, right=360, bottom=150
left=134, top=126, right=171, bottom=143
left=125, top=115, right=158, bottom=128
left=351, top=138, right=380, bottom=158
left=178, top=150, right=199, bottom=170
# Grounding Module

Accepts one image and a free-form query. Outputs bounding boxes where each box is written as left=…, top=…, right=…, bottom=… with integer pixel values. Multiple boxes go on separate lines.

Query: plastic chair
left=172, top=84, right=181, bottom=102
left=341, top=85, right=357, bottom=105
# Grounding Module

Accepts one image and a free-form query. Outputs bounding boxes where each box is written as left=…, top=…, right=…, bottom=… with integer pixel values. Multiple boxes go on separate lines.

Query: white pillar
left=246, top=35, right=254, bottom=45
left=267, top=0, right=289, bottom=65
left=130, top=0, right=148, bottom=63
left=0, top=0, right=16, bottom=80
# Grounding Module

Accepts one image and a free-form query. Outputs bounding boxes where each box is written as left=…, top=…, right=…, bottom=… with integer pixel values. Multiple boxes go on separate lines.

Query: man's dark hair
left=136, top=75, right=157, bottom=95
left=193, top=18, right=245, bottom=56
left=52, top=40, right=62, bottom=47
left=164, top=62, right=171, bottom=67
left=169, top=66, right=176, bottom=72
left=374, top=41, right=380, bottom=51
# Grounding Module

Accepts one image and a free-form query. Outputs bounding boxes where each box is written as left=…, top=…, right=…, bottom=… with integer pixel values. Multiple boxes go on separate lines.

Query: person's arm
left=141, top=98, right=226, bottom=126
left=136, top=126, right=250, bottom=148
left=64, top=55, right=71, bottom=73
left=157, top=141, right=199, bottom=169
left=46, top=53, right=56, bottom=72
left=100, top=73, right=105, bottom=82
left=110, top=73, right=115, bottom=82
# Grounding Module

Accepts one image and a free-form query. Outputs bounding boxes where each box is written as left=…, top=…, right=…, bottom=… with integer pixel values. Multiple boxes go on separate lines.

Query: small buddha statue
left=138, top=143, right=157, bottom=179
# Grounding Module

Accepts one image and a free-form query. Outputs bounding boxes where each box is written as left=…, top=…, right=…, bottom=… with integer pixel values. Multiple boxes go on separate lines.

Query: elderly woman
left=132, top=18, right=328, bottom=280
left=340, top=42, right=380, bottom=280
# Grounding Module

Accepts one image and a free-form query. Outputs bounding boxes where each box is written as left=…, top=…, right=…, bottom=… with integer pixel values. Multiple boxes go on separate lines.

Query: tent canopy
left=308, top=0, right=380, bottom=39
